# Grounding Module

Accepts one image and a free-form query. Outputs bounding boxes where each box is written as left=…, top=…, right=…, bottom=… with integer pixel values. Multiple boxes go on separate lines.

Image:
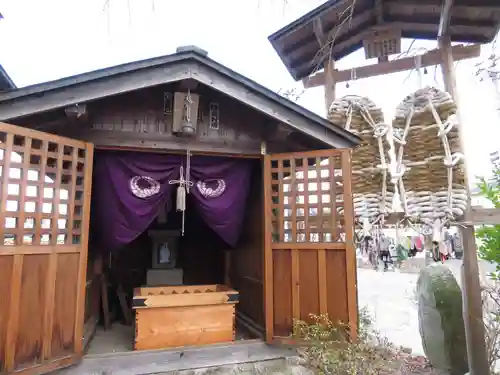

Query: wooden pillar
left=224, top=251, right=232, bottom=287
left=439, top=35, right=490, bottom=375
left=324, top=59, right=336, bottom=114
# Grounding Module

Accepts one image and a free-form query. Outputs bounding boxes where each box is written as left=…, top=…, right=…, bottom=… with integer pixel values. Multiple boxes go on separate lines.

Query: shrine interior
left=83, top=150, right=265, bottom=354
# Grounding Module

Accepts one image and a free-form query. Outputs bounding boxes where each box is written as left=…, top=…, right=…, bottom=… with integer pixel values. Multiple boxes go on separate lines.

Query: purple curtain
left=92, top=151, right=253, bottom=250
left=91, top=151, right=181, bottom=250
left=189, top=157, right=253, bottom=246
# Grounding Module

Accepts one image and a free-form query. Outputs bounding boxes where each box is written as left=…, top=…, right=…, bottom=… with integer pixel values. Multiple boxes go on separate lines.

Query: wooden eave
left=268, top=0, right=500, bottom=81
left=0, top=50, right=360, bottom=149
left=0, top=64, right=16, bottom=90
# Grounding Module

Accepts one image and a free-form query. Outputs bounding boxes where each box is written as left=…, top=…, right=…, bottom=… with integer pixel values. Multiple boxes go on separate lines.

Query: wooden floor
left=85, top=322, right=254, bottom=355
left=55, top=340, right=296, bottom=375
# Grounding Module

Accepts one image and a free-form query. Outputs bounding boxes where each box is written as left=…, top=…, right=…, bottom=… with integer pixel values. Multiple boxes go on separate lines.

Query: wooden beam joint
left=438, top=0, right=454, bottom=38
left=303, top=44, right=480, bottom=87
left=312, top=17, right=327, bottom=48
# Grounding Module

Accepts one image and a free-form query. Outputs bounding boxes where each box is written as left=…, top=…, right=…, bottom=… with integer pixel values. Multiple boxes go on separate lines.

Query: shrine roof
left=0, top=65, right=16, bottom=90
left=0, top=46, right=360, bottom=149
left=268, top=0, right=500, bottom=81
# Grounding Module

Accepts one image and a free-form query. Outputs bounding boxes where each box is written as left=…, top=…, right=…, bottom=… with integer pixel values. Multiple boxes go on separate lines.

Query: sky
left=1, top=0, right=499, bottom=184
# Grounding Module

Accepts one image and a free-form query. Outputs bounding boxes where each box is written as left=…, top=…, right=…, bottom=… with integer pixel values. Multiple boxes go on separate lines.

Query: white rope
left=353, top=104, right=393, bottom=229
left=168, top=150, right=194, bottom=236
left=415, top=55, right=423, bottom=89
left=391, top=106, right=413, bottom=214
left=427, top=98, right=464, bottom=215
left=388, top=88, right=467, bottom=242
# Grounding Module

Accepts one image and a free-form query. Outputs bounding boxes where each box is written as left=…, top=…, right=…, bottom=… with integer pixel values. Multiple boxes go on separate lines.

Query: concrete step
left=54, top=341, right=300, bottom=375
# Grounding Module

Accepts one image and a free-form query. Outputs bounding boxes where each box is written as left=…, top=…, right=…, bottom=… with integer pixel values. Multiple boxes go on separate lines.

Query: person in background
left=453, top=232, right=463, bottom=260
left=379, top=235, right=392, bottom=271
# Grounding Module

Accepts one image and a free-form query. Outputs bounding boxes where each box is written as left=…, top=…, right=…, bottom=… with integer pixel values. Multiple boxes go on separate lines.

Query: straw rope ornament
left=391, top=86, right=466, bottom=239
left=328, top=95, right=394, bottom=232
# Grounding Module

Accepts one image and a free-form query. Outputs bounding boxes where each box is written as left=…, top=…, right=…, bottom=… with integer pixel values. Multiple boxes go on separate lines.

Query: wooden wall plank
left=51, top=253, right=80, bottom=358
left=0, top=255, right=14, bottom=372
left=291, top=250, right=300, bottom=321
left=317, top=249, right=328, bottom=314
left=298, top=250, right=320, bottom=321
left=74, top=144, right=94, bottom=355
left=341, top=150, right=358, bottom=339
left=15, top=255, right=48, bottom=368
left=263, top=156, right=274, bottom=342
left=272, top=250, right=293, bottom=337
left=4, top=254, right=23, bottom=372
left=42, top=253, right=58, bottom=360
left=0, top=133, right=14, bottom=243
left=229, top=163, right=265, bottom=328
left=326, top=250, right=348, bottom=327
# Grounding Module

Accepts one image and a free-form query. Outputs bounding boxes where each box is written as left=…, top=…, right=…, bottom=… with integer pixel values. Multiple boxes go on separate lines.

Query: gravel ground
left=356, top=259, right=497, bottom=374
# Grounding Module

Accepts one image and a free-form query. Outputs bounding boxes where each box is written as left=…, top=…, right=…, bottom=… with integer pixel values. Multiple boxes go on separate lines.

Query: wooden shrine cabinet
left=132, top=284, right=239, bottom=350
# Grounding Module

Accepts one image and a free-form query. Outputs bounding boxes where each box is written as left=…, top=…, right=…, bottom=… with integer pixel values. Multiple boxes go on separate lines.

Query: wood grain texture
left=133, top=285, right=238, bottom=350
left=264, top=149, right=357, bottom=340
left=0, top=122, right=93, bottom=374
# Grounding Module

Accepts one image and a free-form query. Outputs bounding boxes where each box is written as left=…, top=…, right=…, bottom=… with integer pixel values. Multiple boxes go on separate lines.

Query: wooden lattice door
left=263, top=149, right=357, bottom=342
left=0, top=123, right=94, bottom=374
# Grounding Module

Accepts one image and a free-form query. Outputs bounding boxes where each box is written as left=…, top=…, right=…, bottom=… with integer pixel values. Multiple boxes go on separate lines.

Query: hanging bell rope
left=415, top=54, right=423, bottom=89
left=357, top=103, right=390, bottom=227
left=168, top=150, right=194, bottom=236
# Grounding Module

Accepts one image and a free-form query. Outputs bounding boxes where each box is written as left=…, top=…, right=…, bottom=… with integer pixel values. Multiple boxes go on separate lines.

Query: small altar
left=132, top=284, right=239, bottom=350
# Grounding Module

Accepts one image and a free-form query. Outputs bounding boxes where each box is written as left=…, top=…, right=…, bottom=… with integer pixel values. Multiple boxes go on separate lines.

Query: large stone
left=417, top=264, right=469, bottom=375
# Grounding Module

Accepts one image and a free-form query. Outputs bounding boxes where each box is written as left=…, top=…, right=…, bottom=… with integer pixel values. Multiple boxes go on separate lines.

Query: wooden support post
left=312, top=17, right=337, bottom=114
left=324, top=59, right=336, bottom=113
left=439, top=35, right=490, bottom=375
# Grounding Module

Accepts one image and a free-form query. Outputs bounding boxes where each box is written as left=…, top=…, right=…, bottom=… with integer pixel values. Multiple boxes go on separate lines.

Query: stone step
left=54, top=341, right=299, bottom=375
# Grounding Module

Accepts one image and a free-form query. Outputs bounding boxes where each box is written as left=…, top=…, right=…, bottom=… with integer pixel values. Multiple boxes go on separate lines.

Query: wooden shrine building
left=0, top=46, right=360, bottom=375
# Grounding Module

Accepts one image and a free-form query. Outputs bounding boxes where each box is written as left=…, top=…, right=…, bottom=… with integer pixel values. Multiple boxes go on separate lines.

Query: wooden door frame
left=262, top=149, right=357, bottom=342
left=0, top=122, right=94, bottom=374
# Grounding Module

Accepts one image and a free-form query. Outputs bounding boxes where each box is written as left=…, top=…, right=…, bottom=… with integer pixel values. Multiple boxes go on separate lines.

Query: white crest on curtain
left=129, top=176, right=160, bottom=198
left=196, top=179, right=226, bottom=199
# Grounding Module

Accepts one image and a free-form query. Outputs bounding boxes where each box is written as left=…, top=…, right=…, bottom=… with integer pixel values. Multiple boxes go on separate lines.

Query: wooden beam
left=303, top=44, right=480, bottom=87
left=438, top=35, right=490, bottom=375
left=290, top=10, right=377, bottom=76
left=467, top=207, right=500, bottom=226
left=324, top=59, right=336, bottom=112
left=439, top=0, right=454, bottom=38
left=393, top=22, right=494, bottom=37
left=312, top=16, right=337, bottom=113
left=385, top=0, right=500, bottom=14
left=0, top=63, right=192, bottom=120
left=192, top=64, right=354, bottom=149
left=374, top=0, right=389, bottom=63
left=0, top=61, right=358, bottom=149
left=313, top=17, right=327, bottom=47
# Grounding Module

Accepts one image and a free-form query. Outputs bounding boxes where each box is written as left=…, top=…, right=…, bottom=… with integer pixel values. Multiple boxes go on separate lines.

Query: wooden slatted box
left=132, top=284, right=239, bottom=350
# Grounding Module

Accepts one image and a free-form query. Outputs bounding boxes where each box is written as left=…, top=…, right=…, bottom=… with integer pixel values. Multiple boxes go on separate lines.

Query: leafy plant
left=482, top=282, right=500, bottom=374
left=476, top=167, right=500, bottom=372
left=476, top=168, right=500, bottom=278
left=291, top=308, right=400, bottom=375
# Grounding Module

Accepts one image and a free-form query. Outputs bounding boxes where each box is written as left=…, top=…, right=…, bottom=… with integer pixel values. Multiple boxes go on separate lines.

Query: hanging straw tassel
left=168, top=163, right=193, bottom=237
left=176, top=185, right=186, bottom=212
left=362, top=217, right=372, bottom=237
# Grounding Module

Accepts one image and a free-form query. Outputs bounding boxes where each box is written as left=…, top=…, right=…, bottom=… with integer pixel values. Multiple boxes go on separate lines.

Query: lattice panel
left=0, top=129, right=89, bottom=246
left=269, top=153, right=345, bottom=243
